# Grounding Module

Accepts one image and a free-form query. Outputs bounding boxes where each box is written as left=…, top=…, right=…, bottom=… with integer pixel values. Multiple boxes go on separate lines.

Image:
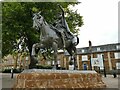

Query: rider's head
left=57, top=12, right=62, bottom=19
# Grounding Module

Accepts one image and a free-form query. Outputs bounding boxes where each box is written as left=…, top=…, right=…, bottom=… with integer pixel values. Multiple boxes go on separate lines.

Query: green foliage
left=2, top=68, right=22, bottom=73
left=2, top=2, right=83, bottom=57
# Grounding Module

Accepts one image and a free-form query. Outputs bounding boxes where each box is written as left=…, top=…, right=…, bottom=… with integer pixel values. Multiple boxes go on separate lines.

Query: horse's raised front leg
left=29, top=43, right=40, bottom=69
left=32, top=43, right=40, bottom=56
left=52, top=42, right=58, bottom=70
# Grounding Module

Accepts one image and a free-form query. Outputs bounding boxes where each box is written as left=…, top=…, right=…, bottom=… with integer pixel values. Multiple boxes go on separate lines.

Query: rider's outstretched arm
left=57, top=4, right=65, bottom=18
left=57, top=4, right=66, bottom=28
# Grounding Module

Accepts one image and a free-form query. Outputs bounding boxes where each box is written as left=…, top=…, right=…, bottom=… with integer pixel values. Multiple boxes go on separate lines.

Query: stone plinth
left=13, top=69, right=106, bottom=89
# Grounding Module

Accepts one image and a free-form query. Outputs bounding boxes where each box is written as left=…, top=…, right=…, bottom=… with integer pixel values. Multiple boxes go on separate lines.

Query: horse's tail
left=76, top=36, right=79, bottom=45
left=72, top=36, right=79, bottom=46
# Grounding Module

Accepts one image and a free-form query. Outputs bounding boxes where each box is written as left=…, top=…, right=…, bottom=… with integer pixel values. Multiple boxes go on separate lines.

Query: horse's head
left=32, top=12, right=44, bottom=30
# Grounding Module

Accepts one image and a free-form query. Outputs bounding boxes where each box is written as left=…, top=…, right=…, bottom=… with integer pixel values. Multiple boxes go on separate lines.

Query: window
left=82, top=49, right=85, bottom=53
left=116, top=45, right=120, bottom=49
left=82, top=55, right=88, bottom=61
left=97, top=47, right=101, bottom=51
left=116, top=63, right=120, bottom=69
left=97, top=54, right=103, bottom=59
left=114, top=52, right=120, bottom=59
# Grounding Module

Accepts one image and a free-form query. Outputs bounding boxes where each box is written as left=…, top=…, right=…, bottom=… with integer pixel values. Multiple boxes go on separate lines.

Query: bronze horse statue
left=31, top=11, right=79, bottom=70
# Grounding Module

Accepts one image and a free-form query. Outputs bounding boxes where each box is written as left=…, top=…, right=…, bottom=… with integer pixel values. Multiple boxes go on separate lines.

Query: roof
left=65, top=43, right=120, bottom=55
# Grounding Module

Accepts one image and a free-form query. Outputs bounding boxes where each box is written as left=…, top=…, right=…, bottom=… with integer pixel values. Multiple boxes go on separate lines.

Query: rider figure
left=53, top=4, right=75, bottom=48
left=57, top=4, right=74, bottom=37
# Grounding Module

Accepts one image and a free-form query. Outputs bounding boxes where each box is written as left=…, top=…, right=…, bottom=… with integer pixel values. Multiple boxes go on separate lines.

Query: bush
left=2, top=68, right=22, bottom=73
left=36, top=65, right=53, bottom=69
left=2, top=69, right=11, bottom=73
left=57, top=67, right=66, bottom=70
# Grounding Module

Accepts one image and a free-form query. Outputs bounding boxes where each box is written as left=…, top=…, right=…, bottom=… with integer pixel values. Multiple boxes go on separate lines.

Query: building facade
left=63, top=43, right=120, bottom=72
left=2, top=43, right=120, bottom=73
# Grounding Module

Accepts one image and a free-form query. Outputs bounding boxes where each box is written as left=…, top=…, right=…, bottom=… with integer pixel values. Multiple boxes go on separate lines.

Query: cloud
left=76, top=0, right=118, bottom=48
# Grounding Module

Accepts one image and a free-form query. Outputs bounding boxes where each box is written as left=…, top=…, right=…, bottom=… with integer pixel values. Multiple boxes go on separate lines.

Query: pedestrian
left=83, top=64, right=87, bottom=70
left=11, top=67, right=14, bottom=79
left=112, top=67, right=117, bottom=78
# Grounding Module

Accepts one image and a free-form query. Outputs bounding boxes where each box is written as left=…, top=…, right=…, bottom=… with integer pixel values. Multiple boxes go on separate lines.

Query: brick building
left=63, top=43, right=120, bottom=72
left=2, top=43, right=120, bottom=73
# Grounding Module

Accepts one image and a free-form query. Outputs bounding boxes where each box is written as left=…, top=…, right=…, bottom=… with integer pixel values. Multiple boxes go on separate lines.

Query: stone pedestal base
left=13, top=69, right=106, bottom=89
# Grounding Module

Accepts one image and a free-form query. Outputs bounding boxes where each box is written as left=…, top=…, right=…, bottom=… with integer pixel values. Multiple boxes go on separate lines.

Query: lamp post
left=89, top=54, right=92, bottom=70
left=102, top=54, right=106, bottom=77
left=89, top=40, right=92, bottom=70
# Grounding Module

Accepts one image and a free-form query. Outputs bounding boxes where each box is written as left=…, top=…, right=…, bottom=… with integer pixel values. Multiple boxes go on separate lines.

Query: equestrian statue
left=31, top=4, right=79, bottom=70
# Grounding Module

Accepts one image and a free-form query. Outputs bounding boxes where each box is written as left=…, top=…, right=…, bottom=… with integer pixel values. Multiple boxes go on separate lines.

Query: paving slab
left=102, top=75, right=119, bottom=88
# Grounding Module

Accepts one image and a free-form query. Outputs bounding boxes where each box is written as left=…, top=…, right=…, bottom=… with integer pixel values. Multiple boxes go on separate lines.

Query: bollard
left=11, top=67, right=14, bottom=79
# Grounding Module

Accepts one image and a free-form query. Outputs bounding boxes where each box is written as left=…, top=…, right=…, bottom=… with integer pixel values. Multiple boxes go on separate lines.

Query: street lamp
left=89, top=40, right=92, bottom=70
left=102, top=54, right=106, bottom=77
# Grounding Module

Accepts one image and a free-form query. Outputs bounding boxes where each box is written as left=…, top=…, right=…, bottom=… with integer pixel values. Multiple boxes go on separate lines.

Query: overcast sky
left=0, top=0, right=119, bottom=48
left=74, top=0, right=119, bottom=48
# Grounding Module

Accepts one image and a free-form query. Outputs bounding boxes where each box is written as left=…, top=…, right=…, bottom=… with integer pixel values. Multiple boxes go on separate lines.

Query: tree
left=2, top=2, right=83, bottom=68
